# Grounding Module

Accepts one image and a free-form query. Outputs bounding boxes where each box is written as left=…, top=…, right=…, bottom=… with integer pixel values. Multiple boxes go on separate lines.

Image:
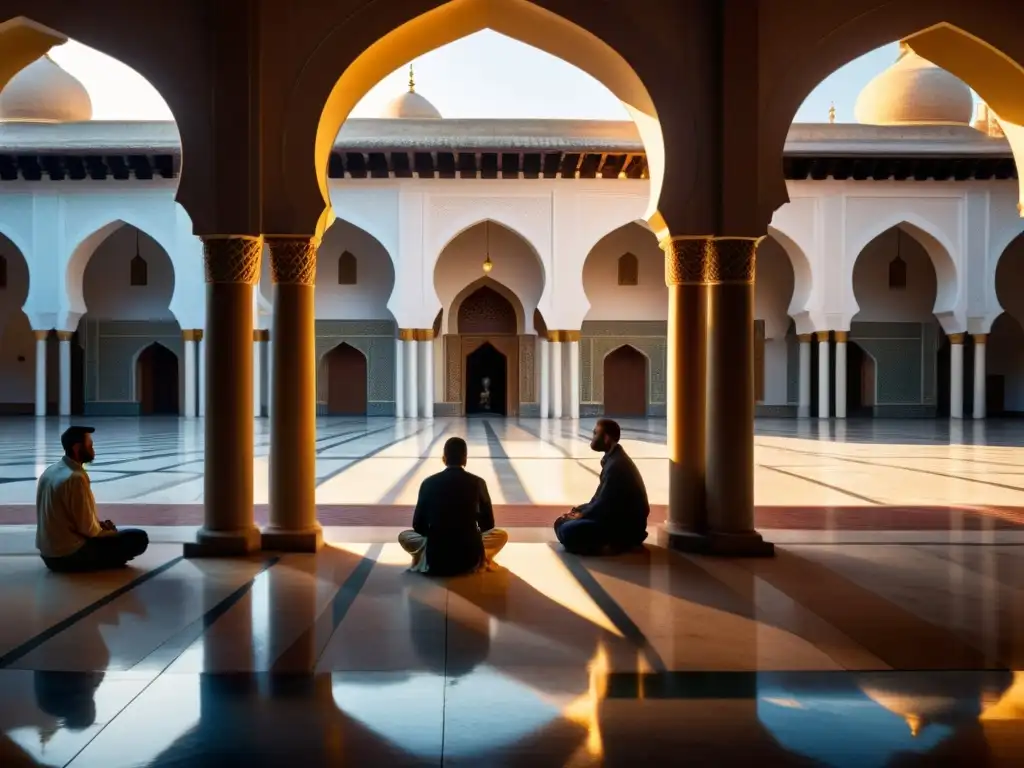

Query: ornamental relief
left=519, top=335, right=535, bottom=403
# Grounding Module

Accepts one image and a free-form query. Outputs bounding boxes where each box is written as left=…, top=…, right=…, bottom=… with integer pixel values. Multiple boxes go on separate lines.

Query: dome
left=854, top=43, right=973, bottom=126
left=378, top=64, right=441, bottom=119
left=0, top=54, right=92, bottom=123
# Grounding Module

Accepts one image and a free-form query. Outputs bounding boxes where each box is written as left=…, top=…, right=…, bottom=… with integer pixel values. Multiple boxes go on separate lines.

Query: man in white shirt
left=36, top=426, right=149, bottom=572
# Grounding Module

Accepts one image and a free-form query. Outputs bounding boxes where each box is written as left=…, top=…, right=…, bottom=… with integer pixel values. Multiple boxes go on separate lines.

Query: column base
left=261, top=525, right=323, bottom=553
left=184, top=526, right=263, bottom=557
left=658, top=526, right=774, bottom=557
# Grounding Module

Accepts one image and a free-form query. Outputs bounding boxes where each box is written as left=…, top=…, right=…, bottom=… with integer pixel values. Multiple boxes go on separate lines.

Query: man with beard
left=554, top=419, right=650, bottom=555
left=36, top=426, right=149, bottom=572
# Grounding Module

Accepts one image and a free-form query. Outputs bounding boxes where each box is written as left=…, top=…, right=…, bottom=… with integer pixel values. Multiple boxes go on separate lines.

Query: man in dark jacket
left=554, top=419, right=650, bottom=555
left=399, top=437, right=508, bottom=576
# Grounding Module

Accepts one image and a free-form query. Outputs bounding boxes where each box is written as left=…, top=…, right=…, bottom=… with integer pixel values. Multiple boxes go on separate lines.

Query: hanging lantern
left=482, top=220, right=493, bottom=273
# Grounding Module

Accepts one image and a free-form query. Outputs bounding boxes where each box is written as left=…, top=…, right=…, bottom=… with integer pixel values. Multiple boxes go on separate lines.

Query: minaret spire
left=408, top=63, right=416, bottom=93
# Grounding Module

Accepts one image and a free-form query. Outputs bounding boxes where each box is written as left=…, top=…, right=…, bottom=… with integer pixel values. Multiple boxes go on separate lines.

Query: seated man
left=555, top=419, right=650, bottom=556
left=36, top=426, right=149, bottom=573
left=398, top=436, right=508, bottom=576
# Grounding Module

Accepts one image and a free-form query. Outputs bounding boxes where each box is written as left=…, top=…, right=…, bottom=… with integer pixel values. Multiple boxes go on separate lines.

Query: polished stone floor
left=1, top=536, right=1023, bottom=766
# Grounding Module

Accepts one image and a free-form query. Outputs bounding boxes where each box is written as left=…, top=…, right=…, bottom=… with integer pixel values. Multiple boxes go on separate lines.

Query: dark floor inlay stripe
left=273, top=543, right=384, bottom=672
left=0, top=555, right=186, bottom=669
left=554, top=547, right=667, bottom=673
left=131, top=556, right=281, bottom=670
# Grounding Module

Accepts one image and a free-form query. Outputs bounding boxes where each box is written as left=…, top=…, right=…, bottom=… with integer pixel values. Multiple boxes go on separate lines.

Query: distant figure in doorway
left=479, top=377, right=492, bottom=411
left=399, top=436, right=508, bottom=576
left=36, top=426, right=149, bottom=572
left=555, top=419, right=650, bottom=555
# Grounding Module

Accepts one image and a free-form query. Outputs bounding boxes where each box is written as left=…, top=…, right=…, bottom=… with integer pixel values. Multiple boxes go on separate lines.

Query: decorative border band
left=547, top=330, right=581, bottom=342
left=661, top=236, right=758, bottom=286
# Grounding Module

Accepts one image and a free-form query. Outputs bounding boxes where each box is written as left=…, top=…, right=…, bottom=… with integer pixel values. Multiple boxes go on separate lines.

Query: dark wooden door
left=137, top=343, right=179, bottom=415
left=326, top=343, right=368, bottom=415
left=603, top=345, right=647, bottom=417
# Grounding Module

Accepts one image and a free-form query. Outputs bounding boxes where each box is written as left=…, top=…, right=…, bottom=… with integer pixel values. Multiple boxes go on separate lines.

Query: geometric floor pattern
left=2, top=416, right=1024, bottom=764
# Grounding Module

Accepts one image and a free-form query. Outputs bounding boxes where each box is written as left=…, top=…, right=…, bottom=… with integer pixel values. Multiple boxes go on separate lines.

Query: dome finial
left=408, top=62, right=416, bottom=93
left=828, top=102, right=836, bottom=124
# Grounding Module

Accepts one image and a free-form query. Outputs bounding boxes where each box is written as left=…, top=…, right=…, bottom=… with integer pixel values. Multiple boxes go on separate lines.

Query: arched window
left=338, top=251, right=357, bottom=285
left=888, top=256, right=907, bottom=290
left=0, top=254, right=7, bottom=289
left=130, top=255, right=148, bottom=287
left=617, top=252, right=639, bottom=286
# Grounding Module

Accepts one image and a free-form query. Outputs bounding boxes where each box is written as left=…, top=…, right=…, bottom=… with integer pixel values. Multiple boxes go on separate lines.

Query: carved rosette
left=662, top=237, right=758, bottom=286
left=202, top=236, right=263, bottom=285
left=266, top=237, right=317, bottom=286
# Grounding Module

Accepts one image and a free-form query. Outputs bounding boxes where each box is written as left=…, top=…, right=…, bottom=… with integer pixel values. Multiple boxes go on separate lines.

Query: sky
left=47, top=30, right=909, bottom=124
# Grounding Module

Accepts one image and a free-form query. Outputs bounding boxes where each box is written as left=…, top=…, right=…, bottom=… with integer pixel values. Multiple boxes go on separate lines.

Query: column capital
left=661, top=236, right=757, bottom=286
left=834, top=331, right=849, bottom=343
left=398, top=328, right=434, bottom=342
left=265, top=235, right=316, bottom=286
left=547, top=330, right=581, bottom=342
left=797, top=333, right=813, bottom=343
left=55, top=331, right=74, bottom=342
left=33, top=330, right=49, bottom=341
left=253, top=329, right=270, bottom=342
left=814, top=330, right=831, bottom=342
left=948, top=333, right=966, bottom=345
left=973, top=333, right=988, bottom=345
left=195, top=329, right=204, bottom=342
left=201, top=235, right=263, bottom=285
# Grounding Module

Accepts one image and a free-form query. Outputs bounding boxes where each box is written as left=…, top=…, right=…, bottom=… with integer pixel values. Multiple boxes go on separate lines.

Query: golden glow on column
left=979, top=671, right=1024, bottom=721
left=562, top=643, right=610, bottom=763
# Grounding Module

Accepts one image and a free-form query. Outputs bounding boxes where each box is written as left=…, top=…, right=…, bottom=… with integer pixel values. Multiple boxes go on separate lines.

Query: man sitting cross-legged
left=36, top=426, right=149, bottom=573
left=554, top=418, right=650, bottom=556
left=399, top=437, right=509, bottom=576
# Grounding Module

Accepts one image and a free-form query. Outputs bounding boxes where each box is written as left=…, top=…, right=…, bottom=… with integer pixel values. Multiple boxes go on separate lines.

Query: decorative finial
left=408, top=63, right=415, bottom=93
left=828, top=102, right=836, bottom=124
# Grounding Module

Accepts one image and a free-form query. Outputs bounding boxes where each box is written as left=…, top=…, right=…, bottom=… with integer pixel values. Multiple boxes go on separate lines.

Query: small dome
left=378, top=64, right=441, bottom=119
left=0, top=54, right=92, bottom=123
left=854, top=43, right=973, bottom=126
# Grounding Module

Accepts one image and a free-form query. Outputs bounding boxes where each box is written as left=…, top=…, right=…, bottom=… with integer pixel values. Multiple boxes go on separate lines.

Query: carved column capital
left=797, top=333, right=813, bottom=343
left=202, top=236, right=263, bottom=285
left=253, top=329, right=270, bottom=342
left=815, top=331, right=831, bottom=343
left=546, top=330, right=581, bottom=342
left=973, top=333, right=988, bottom=345
left=661, top=236, right=758, bottom=286
left=398, top=328, right=435, bottom=342
left=55, top=331, right=74, bottom=342
left=948, top=333, right=966, bottom=345
left=834, top=331, right=849, bottom=343
left=266, top=236, right=317, bottom=286
left=33, top=330, right=49, bottom=341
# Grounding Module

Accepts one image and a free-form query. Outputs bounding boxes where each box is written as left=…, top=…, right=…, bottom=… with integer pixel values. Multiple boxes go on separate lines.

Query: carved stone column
left=185, top=236, right=262, bottom=557
left=263, top=236, right=322, bottom=552
left=973, top=334, right=987, bottom=419
left=817, top=331, right=831, bottom=419
left=659, top=237, right=709, bottom=545
left=949, top=333, right=965, bottom=420
left=834, top=331, right=848, bottom=419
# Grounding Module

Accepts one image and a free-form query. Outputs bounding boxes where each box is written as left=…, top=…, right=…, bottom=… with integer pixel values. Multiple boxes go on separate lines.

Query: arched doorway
left=465, top=343, right=508, bottom=416
left=324, top=343, right=368, bottom=415
left=136, top=343, right=179, bottom=415
left=603, top=345, right=647, bottom=417
left=846, top=342, right=876, bottom=417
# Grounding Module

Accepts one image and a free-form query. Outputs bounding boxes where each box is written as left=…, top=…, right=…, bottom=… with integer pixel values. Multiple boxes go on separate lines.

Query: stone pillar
left=395, top=337, right=405, bottom=418
left=417, top=330, right=434, bottom=419
left=834, top=331, right=848, bottom=420
left=949, top=333, right=965, bottom=420
left=797, top=334, right=812, bottom=418
left=548, top=335, right=563, bottom=419
left=539, top=338, right=550, bottom=419
left=973, top=334, right=987, bottom=420
left=567, top=334, right=581, bottom=419
left=703, top=237, right=772, bottom=556
left=184, top=237, right=262, bottom=557
left=263, top=237, right=322, bottom=552
left=253, top=330, right=267, bottom=418
left=183, top=330, right=198, bottom=418
left=400, top=331, right=419, bottom=418
left=817, top=331, right=830, bottom=420
left=197, top=330, right=206, bottom=418
left=57, top=331, right=73, bottom=417
left=34, top=330, right=48, bottom=417
left=657, top=238, right=709, bottom=545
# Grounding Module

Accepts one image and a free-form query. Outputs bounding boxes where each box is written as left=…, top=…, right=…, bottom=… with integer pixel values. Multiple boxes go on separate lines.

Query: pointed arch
left=765, top=225, right=812, bottom=321
left=320, top=342, right=368, bottom=415
left=603, top=344, right=649, bottom=417
left=430, top=215, right=547, bottom=292
left=447, top=276, right=526, bottom=336
left=132, top=341, right=179, bottom=415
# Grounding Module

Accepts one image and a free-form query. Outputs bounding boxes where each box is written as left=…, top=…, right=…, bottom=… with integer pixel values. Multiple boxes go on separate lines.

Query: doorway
left=325, top=342, right=368, bottom=415
left=465, top=342, right=508, bottom=416
left=846, top=342, right=875, bottom=417
left=136, top=343, right=179, bottom=415
left=603, top=345, right=647, bottom=417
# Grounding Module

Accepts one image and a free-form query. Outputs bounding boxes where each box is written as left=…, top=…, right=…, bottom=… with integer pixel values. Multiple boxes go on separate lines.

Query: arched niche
left=315, top=218, right=394, bottom=320
left=582, top=222, right=663, bottom=321
left=755, top=236, right=797, bottom=341
left=319, top=342, right=368, bottom=416
left=294, top=0, right=663, bottom=237
left=435, top=221, right=541, bottom=334
left=133, top=341, right=180, bottom=415
left=602, top=344, right=649, bottom=418
left=0, top=234, right=34, bottom=412
left=765, top=225, right=812, bottom=323
left=991, top=233, right=1024, bottom=413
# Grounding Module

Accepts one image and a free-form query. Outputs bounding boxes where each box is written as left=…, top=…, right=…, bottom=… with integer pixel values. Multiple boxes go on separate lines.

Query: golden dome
left=0, top=54, right=92, bottom=123
left=854, top=43, right=973, bottom=126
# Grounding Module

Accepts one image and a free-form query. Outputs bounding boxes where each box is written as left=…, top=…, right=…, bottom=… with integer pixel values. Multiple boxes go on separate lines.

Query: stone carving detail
left=202, top=237, right=262, bottom=285
left=519, top=335, right=535, bottom=403
left=458, top=286, right=517, bottom=334
left=664, top=237, right=757, bottom=285
left=267, top=237, right=317, bottom=286
left=445, top=335, right=462, bottom=402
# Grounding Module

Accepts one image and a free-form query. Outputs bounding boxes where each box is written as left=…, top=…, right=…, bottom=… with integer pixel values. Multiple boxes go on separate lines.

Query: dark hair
left=61, top=426, right=95, bottom=455
left=596, top=418, right=621, bottom=443
left=443, top=436, right=468, bottom=466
